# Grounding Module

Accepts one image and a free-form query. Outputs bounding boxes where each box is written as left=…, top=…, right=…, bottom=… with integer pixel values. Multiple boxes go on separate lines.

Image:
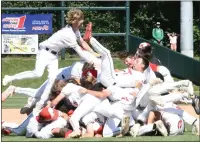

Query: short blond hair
left=65, top=9, right=84, bottom=24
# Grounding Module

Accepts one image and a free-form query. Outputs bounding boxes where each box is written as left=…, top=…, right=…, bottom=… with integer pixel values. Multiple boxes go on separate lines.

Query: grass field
left=1, top=57, right=200, bottom=141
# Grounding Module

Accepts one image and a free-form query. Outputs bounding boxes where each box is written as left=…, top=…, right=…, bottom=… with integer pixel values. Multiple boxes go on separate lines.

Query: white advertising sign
left=2, top=34, right=38, bottom=54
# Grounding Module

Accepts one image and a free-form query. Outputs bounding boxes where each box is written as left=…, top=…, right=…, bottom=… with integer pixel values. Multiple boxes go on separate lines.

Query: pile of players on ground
left=2, top=22, right=200, bottom=139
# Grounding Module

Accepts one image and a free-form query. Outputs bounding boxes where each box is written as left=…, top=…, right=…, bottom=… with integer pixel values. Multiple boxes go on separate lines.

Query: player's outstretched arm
left=78, top=88, right=111, bottom=99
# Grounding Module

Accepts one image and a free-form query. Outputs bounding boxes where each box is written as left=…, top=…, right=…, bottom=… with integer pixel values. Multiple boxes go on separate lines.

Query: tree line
left=2, top=1, right=200, bottom=56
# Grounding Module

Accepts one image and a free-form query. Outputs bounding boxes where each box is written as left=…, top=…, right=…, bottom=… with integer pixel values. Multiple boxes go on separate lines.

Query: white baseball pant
left=69, top=94, right=103, bottom=132
left=26, top=116, right=67, bottom=139
left=81, top=111, right=105, bottom=130
left=151, top=92, right=192, bottom=104
left=157, top=66, right=174, bottom=83
left=89, top=37, right=116, bottom=87
left=148, top=80, right=190, bottom=96
left=73, top=44, right=101, bottom=70
left=137, top=102, right=197, bottom=126
left=15, top=87, right=37, bottom=98
left=161, top=111, right=184, bottom=136
left=137, top=112, right=184, bottom=136
left=102, top=110, right=135, bottom=137
left=9, top=49, right=58, bottom=82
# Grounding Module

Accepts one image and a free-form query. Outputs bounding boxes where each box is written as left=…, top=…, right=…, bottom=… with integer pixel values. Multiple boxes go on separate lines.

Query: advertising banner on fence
left=1, top=14, right=52, bottom=34
left=2, top=34, right=38, bottom=54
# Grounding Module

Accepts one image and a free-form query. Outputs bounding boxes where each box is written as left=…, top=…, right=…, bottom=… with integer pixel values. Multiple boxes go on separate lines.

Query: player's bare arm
left=78, top=88, right=111, bottom=99
left=50, top=93, right=65, bottom=108
left=81, top=123, right=95, bottom=138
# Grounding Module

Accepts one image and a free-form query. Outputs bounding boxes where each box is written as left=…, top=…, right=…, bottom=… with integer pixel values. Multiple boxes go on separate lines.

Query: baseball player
left=2, top=9, right=97, bottom=114
left=77, top=22, right=146, bottom=88
left=131, top=105, right=185, bottom=137
left=26, top=107, right=68, bottom=139
left=133, top=98, right=199, bottom=136
left=80, top=111, right=106, bottom=138
left=2, top=61, right=86, bottom=115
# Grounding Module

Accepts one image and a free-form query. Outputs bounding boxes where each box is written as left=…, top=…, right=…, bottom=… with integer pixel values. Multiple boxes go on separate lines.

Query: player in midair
left=2, top=9, right=98, bottom=114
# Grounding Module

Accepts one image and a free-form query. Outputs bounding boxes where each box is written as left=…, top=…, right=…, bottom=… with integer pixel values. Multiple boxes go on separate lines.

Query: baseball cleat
left=20, top=97, right=36, bottom=115
left=2, top=121, right=11, bottom=135
left=192, top=95, right=200, bottom=115
left=154, top=120, right=168, bottom=136
left=129, top=123, right=141, bottom=137
left=192, top=119, right=200, bottom=136
left=121, top=116, right=130, bottom=136
left=149, top=95, right=165, bottom=107
left=83, top=22, right=92, bottom=41
left=2, top=85, right=16, bottom=102
left=2, top=128, right=11, bottom=135
left=2, top=75, right=13, bottom=86
left=67, top=131, right=81, bottom=138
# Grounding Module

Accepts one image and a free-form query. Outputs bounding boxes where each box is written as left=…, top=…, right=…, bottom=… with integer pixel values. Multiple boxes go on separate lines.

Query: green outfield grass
left=2, top=131, right=200, bottom=141
left=1, top=57, right=200, bottom=141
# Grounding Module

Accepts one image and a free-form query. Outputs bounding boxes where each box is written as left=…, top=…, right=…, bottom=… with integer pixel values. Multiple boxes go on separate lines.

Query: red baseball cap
left=82, top=69, right=97, bottom=78
left=39, top=107, right=59, bottom=121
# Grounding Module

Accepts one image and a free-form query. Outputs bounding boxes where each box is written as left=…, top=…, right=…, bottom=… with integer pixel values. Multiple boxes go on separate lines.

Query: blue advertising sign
left=1, top=14, right=52, bottom=34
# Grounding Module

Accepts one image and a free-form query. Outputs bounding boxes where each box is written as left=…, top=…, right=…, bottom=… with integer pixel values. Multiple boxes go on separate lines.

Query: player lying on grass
left=133, top=108, right=184, bottom=137
left=1, top=79, right=78, bottom=137
left=26, top=107, right=69, bottom=139
left=131, top=85, right=200, bottom=137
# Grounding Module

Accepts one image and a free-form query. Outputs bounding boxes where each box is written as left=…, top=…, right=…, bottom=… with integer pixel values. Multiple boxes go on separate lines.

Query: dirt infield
left=2, top=105, right=199, bottom=125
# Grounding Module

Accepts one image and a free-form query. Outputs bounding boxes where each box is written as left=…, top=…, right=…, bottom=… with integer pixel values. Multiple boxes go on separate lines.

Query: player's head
left=51, top=80, right=67, bottom=97
left=80, top=74, right=97, bottom=90
left=156, top=22, right=160, bottom=28
left=38, top=107, right=59, bottom=122
left=133, top=51, right=149, bottom=72
left=137, top=42, right=153, bottom=60
left=66, top=8, right=84, bottom=30
left=82, top=62, right=95, bottom=72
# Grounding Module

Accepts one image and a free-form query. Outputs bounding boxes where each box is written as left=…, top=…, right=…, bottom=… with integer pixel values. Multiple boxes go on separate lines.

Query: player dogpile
left=2, top=9, right=200, bottom=139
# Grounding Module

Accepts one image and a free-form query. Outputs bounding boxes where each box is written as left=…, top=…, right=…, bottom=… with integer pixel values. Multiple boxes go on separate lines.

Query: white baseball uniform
left=157, top=66, right=174, bottom=82
left=7, top=25, right=82, bottom=82
left=81, top=112, right=106, bottom=135
left=26, top=116, right=67, bottom=139
left=5, top=25, right=84, bottom=111
left=137, top=101, right=197, bottom=127
left=60, top=83, right=103, bottom=133
left=11, top=61, right=84, bottom=114
left=137, top=110, right=184, bottom=136
left=74, top=37, right=146, bottom=88
left=160, top=111, right=184, bottom=136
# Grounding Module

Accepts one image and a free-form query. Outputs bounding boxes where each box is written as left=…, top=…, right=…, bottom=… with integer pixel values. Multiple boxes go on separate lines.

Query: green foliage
left=1, top=1, right=199, bottom=53
left=193, top=24, right=200, bottom=56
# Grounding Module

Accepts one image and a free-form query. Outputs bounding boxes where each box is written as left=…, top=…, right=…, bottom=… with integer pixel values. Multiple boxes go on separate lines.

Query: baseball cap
left=82, top=69, right=97, bottom=78
left=39, top=107, right=59, bottom=121
left=139, top=42, right=151, bottom=49
left=156, top=22, right=160, bottom=25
